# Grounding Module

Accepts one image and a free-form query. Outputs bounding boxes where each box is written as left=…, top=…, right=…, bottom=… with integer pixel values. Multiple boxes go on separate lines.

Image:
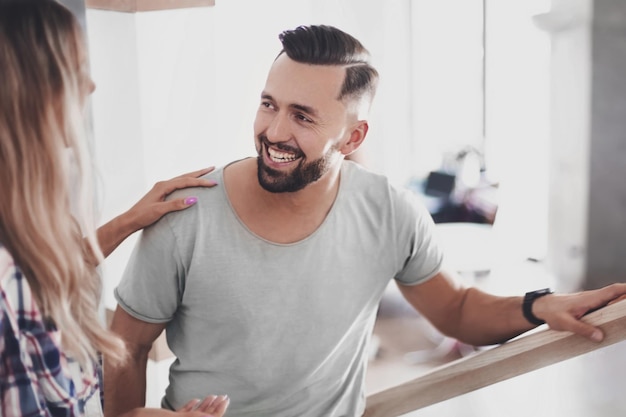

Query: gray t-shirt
left=115, top=160, right=443, bottom=417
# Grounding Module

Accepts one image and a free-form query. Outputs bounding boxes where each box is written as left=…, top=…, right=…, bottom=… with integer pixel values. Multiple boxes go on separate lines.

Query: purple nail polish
left=184, top=197, right=198, bottom=205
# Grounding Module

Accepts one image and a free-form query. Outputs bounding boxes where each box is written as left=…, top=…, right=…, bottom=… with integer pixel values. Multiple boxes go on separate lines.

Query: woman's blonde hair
left=0, top=0, right=125, bottom=368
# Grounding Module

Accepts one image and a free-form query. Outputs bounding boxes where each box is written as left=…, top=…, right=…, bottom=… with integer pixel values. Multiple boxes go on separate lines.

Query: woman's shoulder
left=1, top=245, right=26, bottom=309
left=0, top=245, right=43, bottom=333
left=0, top=245, right=100, bottom=417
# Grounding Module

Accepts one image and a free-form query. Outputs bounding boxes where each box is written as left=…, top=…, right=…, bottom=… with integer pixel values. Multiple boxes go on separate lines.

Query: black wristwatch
left=522, top=288, right=553, bottom=325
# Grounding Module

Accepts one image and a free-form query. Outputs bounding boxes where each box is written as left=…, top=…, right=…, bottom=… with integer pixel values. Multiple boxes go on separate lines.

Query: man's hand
left=533, top=283, right=626, bottom=342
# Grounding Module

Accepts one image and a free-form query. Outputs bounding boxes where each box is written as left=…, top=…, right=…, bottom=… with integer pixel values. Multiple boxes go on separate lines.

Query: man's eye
left=296, top=114, right=312, bottom=123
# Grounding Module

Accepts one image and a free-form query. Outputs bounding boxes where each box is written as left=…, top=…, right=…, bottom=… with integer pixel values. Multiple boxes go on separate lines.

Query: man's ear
left=341, top=121, right=369, bottom=156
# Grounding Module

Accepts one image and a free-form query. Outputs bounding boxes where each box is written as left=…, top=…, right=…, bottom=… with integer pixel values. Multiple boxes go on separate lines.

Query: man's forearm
left=103, top=347, right=150, bottom=417
left=455, top=288, right=535, bottom=346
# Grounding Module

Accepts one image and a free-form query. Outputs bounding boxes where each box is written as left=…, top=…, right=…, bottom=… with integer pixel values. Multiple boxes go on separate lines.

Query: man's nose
left=266, top=112, right=291, bottom=143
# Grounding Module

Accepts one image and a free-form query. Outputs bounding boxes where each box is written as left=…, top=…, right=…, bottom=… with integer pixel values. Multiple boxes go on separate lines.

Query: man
left=105, top=25, right=626, bottom=417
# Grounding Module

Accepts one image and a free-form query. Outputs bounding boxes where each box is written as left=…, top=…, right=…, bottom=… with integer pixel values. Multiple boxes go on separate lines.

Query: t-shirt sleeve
left=114, top=216, right=184, bottom=323
left=394, top=191, right=444, bottom=286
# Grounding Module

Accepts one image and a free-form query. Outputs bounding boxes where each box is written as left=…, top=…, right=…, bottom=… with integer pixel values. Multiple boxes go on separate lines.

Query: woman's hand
left=97, top=167, right=218, bottom=259
left=118, top=395, right=229, bottom=417
left=122, top=167, right=218, bottom=232
left=176, top=395, right=230, bottom=417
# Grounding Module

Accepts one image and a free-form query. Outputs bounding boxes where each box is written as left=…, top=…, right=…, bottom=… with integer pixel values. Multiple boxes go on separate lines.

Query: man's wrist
left=522, top=288, right=553, bottom=325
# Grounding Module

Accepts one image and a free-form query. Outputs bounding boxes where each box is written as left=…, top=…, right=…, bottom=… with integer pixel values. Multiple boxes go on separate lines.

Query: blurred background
left=59, top=0, right=626, bottom=415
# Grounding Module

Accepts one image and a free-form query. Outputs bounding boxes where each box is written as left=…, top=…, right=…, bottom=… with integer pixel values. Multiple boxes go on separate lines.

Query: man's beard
left=256, top=135, right=338, bottom=193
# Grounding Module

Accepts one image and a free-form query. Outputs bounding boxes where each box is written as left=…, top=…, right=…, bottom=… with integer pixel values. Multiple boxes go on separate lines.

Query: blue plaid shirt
left=0, top=245, right=102, bottom=417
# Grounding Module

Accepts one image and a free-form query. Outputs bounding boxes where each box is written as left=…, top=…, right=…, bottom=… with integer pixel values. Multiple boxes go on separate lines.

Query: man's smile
left=267, top=146, right=299, bottom=163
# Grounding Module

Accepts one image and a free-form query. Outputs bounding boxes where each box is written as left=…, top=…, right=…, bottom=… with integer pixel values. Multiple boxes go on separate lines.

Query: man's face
left=253, top=54, right=355, bottom=193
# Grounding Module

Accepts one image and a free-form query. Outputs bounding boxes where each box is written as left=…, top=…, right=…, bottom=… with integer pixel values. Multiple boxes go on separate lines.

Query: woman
left=0, top=1, right=228, bottom=416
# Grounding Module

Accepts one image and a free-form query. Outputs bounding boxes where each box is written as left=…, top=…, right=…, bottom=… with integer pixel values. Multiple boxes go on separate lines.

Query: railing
left=364, top=300, right=626, bottom=417
left=86, top=0, right=214, bottom=12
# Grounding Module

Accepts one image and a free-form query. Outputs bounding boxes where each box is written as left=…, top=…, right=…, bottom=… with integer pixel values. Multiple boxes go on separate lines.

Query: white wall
left=87, top=10, right=146, bottom=308
left=410, top=0, right=485, bottom=177
left=483, top=0, right=552, bottom=263
left=545, top=0, right=592, bottom=291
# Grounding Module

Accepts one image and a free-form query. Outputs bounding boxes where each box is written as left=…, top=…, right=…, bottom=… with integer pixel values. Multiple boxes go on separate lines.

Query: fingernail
left=184, top=196, right=198, bottom=205
left=592, top=330, right=603, bottom=342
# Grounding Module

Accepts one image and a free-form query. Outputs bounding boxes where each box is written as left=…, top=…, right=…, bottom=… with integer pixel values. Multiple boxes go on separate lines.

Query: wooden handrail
left=364, top=299, right=626, bottom=417
left=86, top=0, right=214, bottom=12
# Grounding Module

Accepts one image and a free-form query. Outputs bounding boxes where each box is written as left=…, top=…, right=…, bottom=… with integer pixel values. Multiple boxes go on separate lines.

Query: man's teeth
left=268, top=147, right=298, bottom=162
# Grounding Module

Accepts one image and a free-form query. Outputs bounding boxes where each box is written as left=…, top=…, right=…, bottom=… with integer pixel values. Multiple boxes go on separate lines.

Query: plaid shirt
left=0, top=245, right=102, bottom=417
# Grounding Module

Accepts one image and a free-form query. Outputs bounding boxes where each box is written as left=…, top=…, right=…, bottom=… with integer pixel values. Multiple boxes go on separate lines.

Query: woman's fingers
left=196, top=395, right=229, bottom=417
left=173, top=166, right=216, bottom=180
left=177, top=399, right=202, bottom=412
left=153, top=173, right=218, bottom=199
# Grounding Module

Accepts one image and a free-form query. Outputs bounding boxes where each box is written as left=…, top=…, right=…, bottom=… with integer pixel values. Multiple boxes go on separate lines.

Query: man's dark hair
left=278, top=25, right=379, bottom=105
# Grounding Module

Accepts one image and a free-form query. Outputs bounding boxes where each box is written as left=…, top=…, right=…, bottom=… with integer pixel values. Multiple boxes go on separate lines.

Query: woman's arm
left=97, top=167, right=217, bottom=259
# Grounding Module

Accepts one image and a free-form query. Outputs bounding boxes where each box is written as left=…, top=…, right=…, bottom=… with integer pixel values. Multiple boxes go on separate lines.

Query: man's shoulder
left=341, top=161, right=428, bottom=217
left=342, top=160, right=389, bottom=185
left=342, top=161, right=406, bottom=198
left=149, top=166, right=230, bottom=236
left=166, top=165, right=227, bottom=204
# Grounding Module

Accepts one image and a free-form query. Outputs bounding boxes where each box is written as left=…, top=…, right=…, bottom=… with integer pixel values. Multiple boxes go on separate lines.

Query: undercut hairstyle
left=0, top=0, right=125, bottom=368
left=277, top=25, right=379, bottom=107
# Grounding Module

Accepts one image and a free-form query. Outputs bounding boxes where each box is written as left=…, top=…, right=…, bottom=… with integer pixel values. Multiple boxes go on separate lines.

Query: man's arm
left=398, top=268, right=626, bottom=346
left=104, top=306, right=167, bottom=417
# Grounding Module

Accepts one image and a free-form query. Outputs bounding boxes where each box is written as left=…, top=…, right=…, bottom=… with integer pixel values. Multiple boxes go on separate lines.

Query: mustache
left=258, top=134, right=303, bottom=156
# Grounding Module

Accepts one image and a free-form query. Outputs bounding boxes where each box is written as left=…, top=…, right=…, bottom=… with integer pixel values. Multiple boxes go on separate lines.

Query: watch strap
left=522, top=288, right=553, bottom=325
